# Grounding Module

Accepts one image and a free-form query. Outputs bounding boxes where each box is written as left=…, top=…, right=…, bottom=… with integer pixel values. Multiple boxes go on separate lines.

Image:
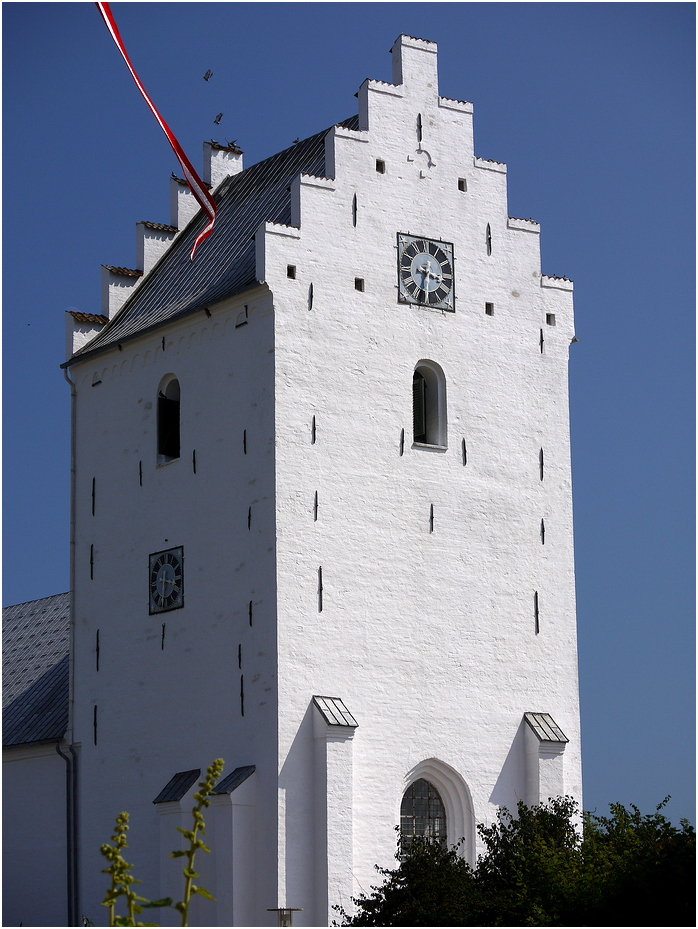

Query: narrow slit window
left=235, top=305, right=249, bottom=328
left=240, top=675, right=244, bottom=716
left=161, top=623, right=166, bottom=650
left=93, top=705, right=98, bottom=745
left=90, top=544, right=94, bottom=580
left=192, top=449, right=197, bottom=473
left=400, top=428, right=405, bottom=456
left=314, top=491, right=319, bottom=521
left=157, top=376, right=180, bottom=461
left=539, top=448, right=544, bottom=481
left=238, top=643, right=242, bottom=669
left=318, top=566, right=323, bottom=613
left=540, top=329, right=545, bottom=353
left=248, top=506, right=252, bottom=530
left=308, top=282, right=314, bottom=310
left=376, top=159, right=385, bottom=174
left=249, top=600, right=253, bottom=626
left=287, top=264, right=296, bottom=279
left=486, top=223, right=492, bottom=256
left=91, top=477, right=96, bottom=515
left=462, top=439, right=467, bottom=466
left=534, top=591, right=540, bottom=634
left=417, top=113, right=423, bottom=143
left=139, top=461, right=143, bottom=487
left=311, top=415, right=316, bottom=444
left=352, top=193, right=357, bottom=227
left=243, top=429, right=247, bottom=454
left=429, top=504, right=434, bottom=533
left=540, top=519, right=546, bottom=544
left=96, top=629, right=100, bottom=672
left=485, top=302, right=495, bottom=316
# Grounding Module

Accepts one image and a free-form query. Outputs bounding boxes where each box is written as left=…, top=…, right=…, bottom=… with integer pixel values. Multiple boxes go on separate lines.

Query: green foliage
left=100, top=759, right=225, bottom=927
left=337, top=797, right=696, bottom=927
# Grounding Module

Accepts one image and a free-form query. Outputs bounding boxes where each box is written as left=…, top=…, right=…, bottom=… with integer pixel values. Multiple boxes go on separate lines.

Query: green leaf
left=142, top=898, right=173, bottom=908
left=192, top=886, right=216, bottom=901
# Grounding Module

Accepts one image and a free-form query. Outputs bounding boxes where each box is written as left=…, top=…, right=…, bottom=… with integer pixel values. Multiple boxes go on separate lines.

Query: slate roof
left=3, top=592, right=70, bottom=746
left=524, top=712, right=569, bottom=743
left=68, top=115, right=359, bottom=365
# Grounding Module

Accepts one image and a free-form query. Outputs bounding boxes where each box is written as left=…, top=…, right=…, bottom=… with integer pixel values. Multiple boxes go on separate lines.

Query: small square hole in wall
left=485, top=302, right=495, bottom=316
left=458, top=178, right=467, bottom=192
left=354, top=277, right=365, bottom=292
left=546, top=313, right=556, bottom=326
left=287, top=265, right=296, bottom=279
left=375, top=159, right=386, bottom=174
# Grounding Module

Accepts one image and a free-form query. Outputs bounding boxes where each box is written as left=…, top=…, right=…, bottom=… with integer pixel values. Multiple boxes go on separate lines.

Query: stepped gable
left=68, top=116, right=359, bottom=363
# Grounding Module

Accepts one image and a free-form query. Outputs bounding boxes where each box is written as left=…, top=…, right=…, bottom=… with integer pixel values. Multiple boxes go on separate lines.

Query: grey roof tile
left=68, top=116, right=359, bottom=363
left=3, top=654, right=69, bottom=745
left=3, top=592, right=70, bottom=708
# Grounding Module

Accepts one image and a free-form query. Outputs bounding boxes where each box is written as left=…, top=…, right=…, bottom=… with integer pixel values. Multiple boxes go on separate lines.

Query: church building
left=3, top=35, right=581, bottom=927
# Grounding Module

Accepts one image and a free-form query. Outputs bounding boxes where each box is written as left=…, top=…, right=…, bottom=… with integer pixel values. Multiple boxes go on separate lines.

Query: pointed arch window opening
left=400, top=778, right=447, bottom=854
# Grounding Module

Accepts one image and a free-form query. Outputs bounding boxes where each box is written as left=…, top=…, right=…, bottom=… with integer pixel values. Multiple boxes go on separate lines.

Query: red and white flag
left=95, top=2, right=217, bottom=261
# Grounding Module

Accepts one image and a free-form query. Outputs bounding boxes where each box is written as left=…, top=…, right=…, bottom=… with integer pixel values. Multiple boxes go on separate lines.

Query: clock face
left=398, top=234, right=454, bottom=310
left=149, top=547, right=184, bottom=614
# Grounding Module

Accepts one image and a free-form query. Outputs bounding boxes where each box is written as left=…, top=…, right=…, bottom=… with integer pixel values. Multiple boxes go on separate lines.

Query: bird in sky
left=203, top=70, right=213, bottom=81
left=214, top=113, right=223, bottom=125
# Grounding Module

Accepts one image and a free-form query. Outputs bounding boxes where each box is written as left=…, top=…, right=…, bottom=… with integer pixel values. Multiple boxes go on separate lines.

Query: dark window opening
left=95, top=630, right=100, bottom=671
left=458, top=178, right=467, bottom=192
left=540, top=329, right=545, bottom=353
left=485, top=302, right=494, bottom=316
left=400, top=428, right=405, bottom=456
left=352, top=193, right=357, bottom=227
left=287, top=264, right=296, bottom=279
left=541, top=519, right=546, bottom=544
left=158, top=378, right=180, bottom=461
left=417, top=113, right=423, bottom=143
left=546, top=313, right=556, bottom=326
left=355, top=277, right=364, bottom=292
left=462, top=439, right=467, bottom=466
left=400, top=778, right=446, bottom=853
left=318, top=566, right=323, bottom=612
left=412, top=363, right=446, bottom=446
left=534, top=591, right=540, bottom=634
left=539, top=448, right=544, bottom=481
left=376, top=159, right=385, bottom=174
left=486, top=223, right=492, bottom=256
left=413, top=371, right=427, bottom=443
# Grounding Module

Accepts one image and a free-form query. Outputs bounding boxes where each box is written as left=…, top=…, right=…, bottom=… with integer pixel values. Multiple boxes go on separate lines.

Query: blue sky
left=3, top=3, right=695, bottom=824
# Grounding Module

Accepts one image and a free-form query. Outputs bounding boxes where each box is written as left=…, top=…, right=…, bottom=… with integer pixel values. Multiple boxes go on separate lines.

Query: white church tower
left=57, top=35, right=581, bottom=927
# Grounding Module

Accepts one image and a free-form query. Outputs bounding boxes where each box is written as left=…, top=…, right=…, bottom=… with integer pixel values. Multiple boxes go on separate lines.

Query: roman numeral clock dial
left=149, top=547, right=184, bottom=614
left=398, top=233, right=454, bottom=310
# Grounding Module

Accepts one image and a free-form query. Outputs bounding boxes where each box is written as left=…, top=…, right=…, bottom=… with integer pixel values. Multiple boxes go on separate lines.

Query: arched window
left=400, top=778, right=447, bottom=851
left=412, top=361, right=447, bottom=447
left=157, top=375, right=180, bottom=462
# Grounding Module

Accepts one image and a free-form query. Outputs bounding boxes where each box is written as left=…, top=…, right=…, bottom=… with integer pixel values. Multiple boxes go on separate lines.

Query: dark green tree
left=336, top=797, right=695, bottom=927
